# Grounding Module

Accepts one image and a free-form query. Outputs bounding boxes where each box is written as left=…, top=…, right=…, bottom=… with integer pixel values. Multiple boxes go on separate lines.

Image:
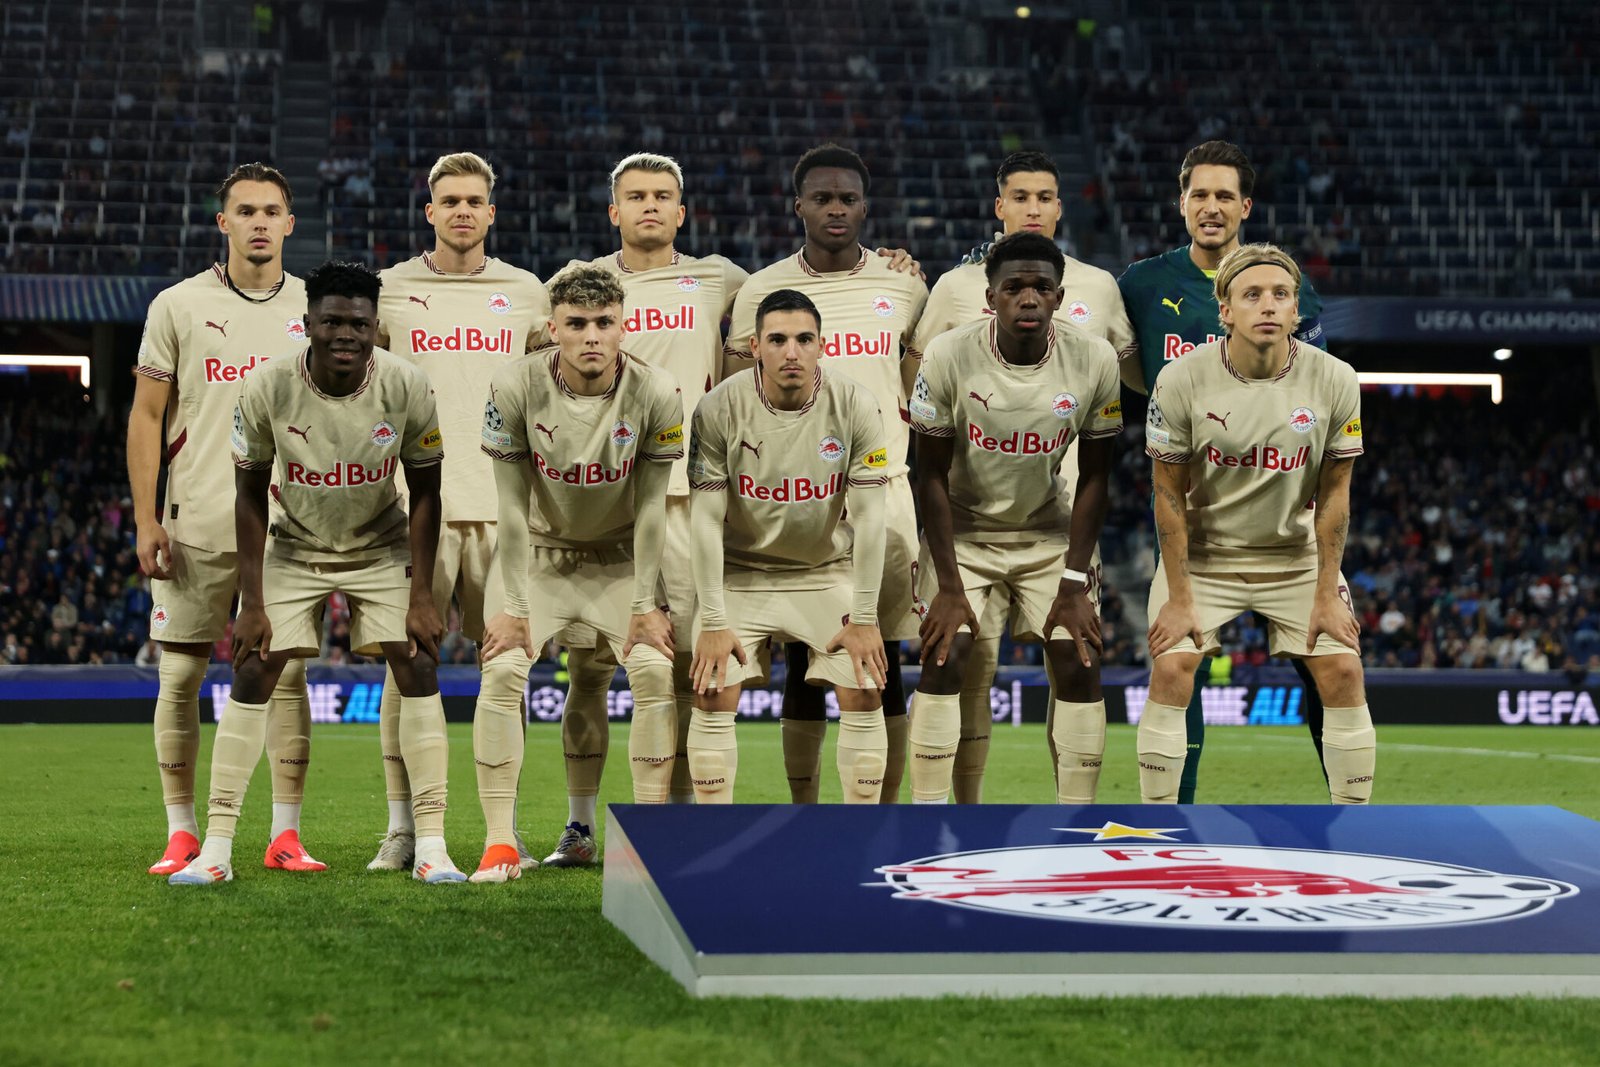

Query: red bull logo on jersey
left=875, top=834, right=1577, bottom=930
left=822, top=332, right=895, bottom=358
left=533, top=452, right=636, bottom=486
left=487, top=292, right=513, bottom=314
left=1203, top=444, right=1311, bottom=472
left=203, top=354, right=272, bottom=383
left=968, top=422, right=1071, bottom=456
left=1163, top=333, right=1220, bottom=361
left=285, top=455, right=399, bottom=488
left=409, top=327, right=516, bottom=354
left=735, top=471, right=846, bottom=504
left=624, top=306, right=696, bottom=333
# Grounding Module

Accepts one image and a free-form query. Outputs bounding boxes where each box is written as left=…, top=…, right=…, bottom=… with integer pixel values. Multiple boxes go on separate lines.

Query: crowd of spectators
left=5, top=367, right=1593, bottom=677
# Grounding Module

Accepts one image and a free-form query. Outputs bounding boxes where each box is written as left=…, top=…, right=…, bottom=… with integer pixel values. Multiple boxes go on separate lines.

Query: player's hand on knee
left=919, top=589, right=978, bottom=667
left=1148, top=600, right=1201, bottom=659
left=691, top=629, right=745, bottom=694
left=827, top=621, right=887, bottom=690
left=1307, top=592, right=1361, bottom=653
left=875, top=246, right=925, bottom=281
left=136, top=520, right=174, bottom=580
left=1044, top=586, right=1102, bottom=667
left=623, top=607, right=676, bottom=661
left=231, top=605, right=272, bottom=668
left=480, top=611, right=533, bottom=663
left=406, top=598, right=444, bottom=661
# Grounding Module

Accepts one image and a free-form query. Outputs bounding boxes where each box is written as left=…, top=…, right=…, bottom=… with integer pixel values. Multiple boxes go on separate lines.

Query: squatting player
left=1141, top=244, right=1373, bottom=805
left=1118, top=140, right=1329, bottom=803
left=537, top=152, right=750, bottom=865
left=912, top=150, right=1134, bottom=803
left=128, top=163, right=321, bottom=876
left=687, top=289, right=891, bottom=803
left=368, top=151, right=551, bottom=873
left=171, top=262, right=460, bottom=884
left=726, top=144, right=927, bottom=804
left=475, top=266, right=683, bottom=882
left=909, top=234, right=1122, bottom=804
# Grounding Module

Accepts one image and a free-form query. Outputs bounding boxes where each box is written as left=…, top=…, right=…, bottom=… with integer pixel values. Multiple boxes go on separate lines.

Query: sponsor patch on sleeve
left=654, top=423, right=684, bottom=446
left=1147, top=427, right=1170, bottom=445
left=419, top=427, right=443, bottom=449
left=1100, top=399, right=1123, bottom=419
left=1341, top=417, right=1362, bottom=438
left=230, top=404, right=248, bottom=455
left=863, top=446, right=889, bottom=469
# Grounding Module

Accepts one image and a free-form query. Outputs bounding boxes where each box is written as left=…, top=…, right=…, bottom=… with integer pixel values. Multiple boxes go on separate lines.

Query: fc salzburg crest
left=875, top=835, right=1576, bottom=931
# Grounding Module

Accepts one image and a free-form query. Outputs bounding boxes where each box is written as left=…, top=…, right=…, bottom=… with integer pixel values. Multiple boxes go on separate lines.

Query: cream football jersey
left=135, top=264, right=309, bottom=553
left=689, top=367, right=888, bottom=589
left=378, top=253, right=551, bottom=521
left=556, top=250, right=748, bottom=495
left=1145, top=338, right=1363, bottom=572
left=480, top=351, right=684, bottom=550
left=232, top=349, right=443, bottom=562
left=912, top=319, right=1122, bottom=543
left=726, top=247, right=927, bottom=477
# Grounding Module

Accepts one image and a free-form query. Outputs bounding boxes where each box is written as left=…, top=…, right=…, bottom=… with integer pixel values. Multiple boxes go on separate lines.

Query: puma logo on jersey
left=205, top=320, right=228, bottom=336
left=968, top=391, right=993, bottom=411
left=740, top=440, right=763, bottom=459
left=1162, top=297, right=1183, bottom=315
left=409, top=295, right=431, bottom=310
left=1205, top=411, right=1230, bottom=431
left=533, top=423, right=558, bottom=443
left=287, top=424, right=311, bottom=443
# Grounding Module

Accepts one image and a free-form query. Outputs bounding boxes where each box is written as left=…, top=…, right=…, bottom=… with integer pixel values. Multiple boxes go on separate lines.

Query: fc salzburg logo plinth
left=875, top=829, right=1576, bottom=931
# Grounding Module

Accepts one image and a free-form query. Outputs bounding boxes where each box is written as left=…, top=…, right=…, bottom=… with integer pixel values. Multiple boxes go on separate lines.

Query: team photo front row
left=132, top=147, right=1372, bottom=887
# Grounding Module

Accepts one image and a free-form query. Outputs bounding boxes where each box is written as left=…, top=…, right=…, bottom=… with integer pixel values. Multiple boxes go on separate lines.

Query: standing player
left=910, top=234, right=1122, bottom=804
left=1118, top=140, right=1328, bottom=803
left=171, top=261, right=460, bottom=884
left=536, top=152, right=749, bottom=865
left=687, top=289, right=890, bottom=802
left=1142, top=244, right=1372, bottom=804
left=128, top=162, right=323, bottom=877
left=912, top=150, right=1134, bottom=803
left=366, top=151, right=551, bottom=873
left=726, top=144, right=927, bottom=804
left=474, top=266, right=683, bottom=883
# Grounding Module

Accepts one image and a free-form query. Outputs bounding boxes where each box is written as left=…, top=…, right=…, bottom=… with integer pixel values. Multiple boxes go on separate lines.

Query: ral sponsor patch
left=862, top=447, right=888, bottom=469
left=655, top=423, right=684, bottom=446
left=1342, top=417, right=1362, bottom=437
left=418, top=427, right=443, bottom=450
left=1100, top=399, right=1123, bottom=419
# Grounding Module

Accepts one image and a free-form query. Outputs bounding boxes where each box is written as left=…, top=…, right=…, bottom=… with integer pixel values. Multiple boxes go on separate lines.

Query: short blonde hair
left=1214, top=243, right=1302, bottom=333
left=428, top=152, right=496, bottom=194
left=548, top=265, right=626, bottom=311
left=609, top=152, right=684, bottom=197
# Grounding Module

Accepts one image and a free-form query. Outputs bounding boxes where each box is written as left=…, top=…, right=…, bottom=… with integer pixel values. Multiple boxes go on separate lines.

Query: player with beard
left=1142, top=243, right=1371, bottom=805
left=474, top=266, right=683, bottom=881
left=688, top=289, right=890, bottom=802
left=1118, top=141, right=1329, bottom=803
left=910, top=233, right=1121, bottom=804
left=364, top=152, right=551, bottom=873
left=533, top=153, right=748, bottom=866
left=912, top=150, right=1133, bottom=803
left=726, top=144, right=927, bottom=804
left=171, top=261, right=458, bottom=884
left=129, top=163, right=323, bottom=877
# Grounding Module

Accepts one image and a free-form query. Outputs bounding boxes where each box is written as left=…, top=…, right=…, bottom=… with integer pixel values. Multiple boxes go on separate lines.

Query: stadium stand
left=1083, top=0, right=1600, bottom=296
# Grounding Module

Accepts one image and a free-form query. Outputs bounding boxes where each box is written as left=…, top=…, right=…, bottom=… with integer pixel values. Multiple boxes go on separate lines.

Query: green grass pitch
left=4, top=722, right=1598, bottom=1066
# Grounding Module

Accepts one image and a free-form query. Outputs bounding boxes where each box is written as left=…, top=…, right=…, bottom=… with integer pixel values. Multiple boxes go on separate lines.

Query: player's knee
left=1313, top=655, right=1365, bottom=705
left=623, top=645, right=674, bottom=694
left=919, top=634, right=972, bottom=695
left=836, top=687, right=883, bottom=714
left=1151, top=653, right=1200, bottom=700
left=230, top=654, right=279, bottom=704
left=387, top=649, right=438, bottom=697
left=568, top=645, right=618, bottom=691
left=1045, top=645, right=1100, bottom=701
